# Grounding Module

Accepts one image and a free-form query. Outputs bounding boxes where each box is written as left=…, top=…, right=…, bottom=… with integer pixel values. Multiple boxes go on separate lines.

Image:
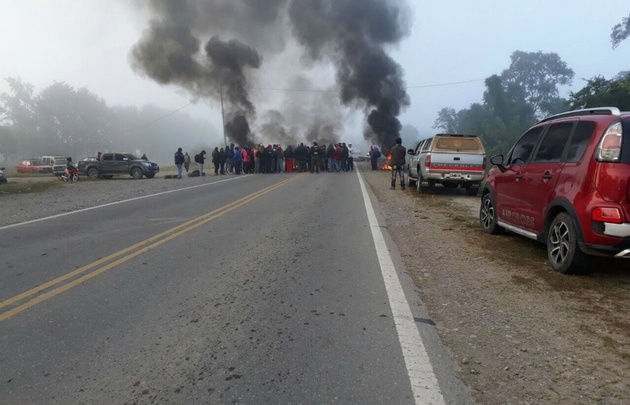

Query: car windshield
left=123, top=154, right=139, bottom=160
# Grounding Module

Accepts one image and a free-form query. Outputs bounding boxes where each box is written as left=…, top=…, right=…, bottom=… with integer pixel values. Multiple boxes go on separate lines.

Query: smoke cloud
left=288, top=0, right=411, bottom=149
left=130, top=0, right=411, bottom=149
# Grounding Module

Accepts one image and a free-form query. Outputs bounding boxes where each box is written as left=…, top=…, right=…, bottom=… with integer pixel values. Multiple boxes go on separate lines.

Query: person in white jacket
left=348, top=143, right=355, bottom=171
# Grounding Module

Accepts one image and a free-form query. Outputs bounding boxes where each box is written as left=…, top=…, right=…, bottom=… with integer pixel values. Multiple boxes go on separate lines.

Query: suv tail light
left=596, top=122, right=622, bottom=162
left=592, top=207, right=623, bottom=224
left=425, top=153, right=431, bottom=167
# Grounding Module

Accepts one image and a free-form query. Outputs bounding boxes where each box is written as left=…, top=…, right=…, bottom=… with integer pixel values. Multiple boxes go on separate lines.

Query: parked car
left=40, top=155, right=69, bottom=176
left=0, top=167, right=6, bottom=184
left=14, top=159, right=53, bottom=174
left=78, top=153, right=159, bottom=179
left=481, top=107, right=630, bottom=274
left=406, top=134, right=486, bottom=195
left=52, top=157, right=70, bottom=176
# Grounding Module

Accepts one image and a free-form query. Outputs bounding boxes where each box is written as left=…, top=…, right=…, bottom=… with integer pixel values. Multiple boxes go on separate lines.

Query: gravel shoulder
left=361, top=168, right=630, bottom=405
left=2, top=167, right=630, bottom=404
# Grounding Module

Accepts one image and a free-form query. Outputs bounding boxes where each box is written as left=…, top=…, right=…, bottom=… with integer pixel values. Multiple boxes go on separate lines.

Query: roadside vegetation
left=0, top=180, right=60, bottom=194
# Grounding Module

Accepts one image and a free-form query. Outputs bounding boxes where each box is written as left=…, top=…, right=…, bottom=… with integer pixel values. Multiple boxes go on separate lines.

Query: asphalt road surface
left=0, top=170, right=471, bottom=404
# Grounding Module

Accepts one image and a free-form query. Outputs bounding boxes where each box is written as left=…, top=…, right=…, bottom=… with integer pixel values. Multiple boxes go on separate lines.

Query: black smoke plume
left=130, top=0, right=286, bottom=146
left=288, top=0, right=411, bottom=149
left=130, top=0, right=411, bottom=149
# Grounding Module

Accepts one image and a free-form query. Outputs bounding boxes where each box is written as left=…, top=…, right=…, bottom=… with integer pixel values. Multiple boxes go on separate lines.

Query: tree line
left=433, top=16, right=630, bottom=157
left=432, top=49, right=630, bottom=157
left=0, top=78, right=218, bottom=165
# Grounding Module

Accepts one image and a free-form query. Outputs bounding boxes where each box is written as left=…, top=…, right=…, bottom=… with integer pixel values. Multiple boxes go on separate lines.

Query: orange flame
left=381, top=154, right=393, bottom=170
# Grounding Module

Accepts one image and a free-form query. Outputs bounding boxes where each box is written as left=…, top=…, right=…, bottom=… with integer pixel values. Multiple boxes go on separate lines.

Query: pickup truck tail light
left=592, top=207, right=623, bottom=224
left=424, top=153, right=431, bottom=167
left=596, top=122, right=622, bottom=162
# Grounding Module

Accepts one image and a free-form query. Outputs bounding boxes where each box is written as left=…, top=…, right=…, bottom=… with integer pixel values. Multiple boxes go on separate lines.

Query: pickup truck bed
left=406, top=134, right=486, bottom=195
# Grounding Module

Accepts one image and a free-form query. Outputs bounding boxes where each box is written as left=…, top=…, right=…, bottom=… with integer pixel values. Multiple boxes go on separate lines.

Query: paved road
left=0, top=170, right=471, bottom=404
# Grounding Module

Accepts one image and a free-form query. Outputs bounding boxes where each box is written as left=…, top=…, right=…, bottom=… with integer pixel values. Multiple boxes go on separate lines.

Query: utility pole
left=220, top=83, right=226, bottom=147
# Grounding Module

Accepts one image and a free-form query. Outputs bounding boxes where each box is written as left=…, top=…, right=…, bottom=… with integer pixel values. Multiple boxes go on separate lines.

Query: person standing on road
left=198, top=150, right=206, bottom=176
left=174, top=147, right=185, bottom=179
left=233, top=146, right=243, bottom=174
left=389, top=137, right=407, bottom=190
left=369, top=145, right=381, bottom=170
left=348, top=143, right=355, bottom=171
left=218, top=147, right=227, bottom=175
left=183, top=152, right=190, bottom=173
left=310, top=142, right=321, bottom=173
left=212, top=147, right=220, bottom=175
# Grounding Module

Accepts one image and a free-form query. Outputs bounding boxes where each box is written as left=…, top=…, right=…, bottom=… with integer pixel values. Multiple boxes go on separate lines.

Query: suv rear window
left=566, top=121, right=595, bottom=163
left=434, top=137, right=481, bottom=152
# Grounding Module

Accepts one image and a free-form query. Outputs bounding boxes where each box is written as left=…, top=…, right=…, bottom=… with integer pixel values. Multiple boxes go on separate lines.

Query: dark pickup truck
left=78, top=153, right=159, bottom=179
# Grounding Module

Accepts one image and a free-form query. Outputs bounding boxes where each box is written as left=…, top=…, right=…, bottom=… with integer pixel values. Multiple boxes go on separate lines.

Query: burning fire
left=381, top=154, right=393, bottom=170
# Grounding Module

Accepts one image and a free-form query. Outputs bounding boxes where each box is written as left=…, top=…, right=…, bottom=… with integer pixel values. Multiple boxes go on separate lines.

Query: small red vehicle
left=14, top=159, right=53, bottom=174
left=481, top=107, right=630, bottom=274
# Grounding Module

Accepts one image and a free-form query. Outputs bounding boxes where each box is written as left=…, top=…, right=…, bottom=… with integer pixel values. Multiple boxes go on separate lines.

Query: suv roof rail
left=537, top=107, right=621, bottom=124
left=435, top=133, right=479, bottom=137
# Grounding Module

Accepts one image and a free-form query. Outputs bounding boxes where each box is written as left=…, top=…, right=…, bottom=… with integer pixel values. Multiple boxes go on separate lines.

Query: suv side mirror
left=407, top=149, right=414, bottom=155
left=490, top=154, right=505, bottom=172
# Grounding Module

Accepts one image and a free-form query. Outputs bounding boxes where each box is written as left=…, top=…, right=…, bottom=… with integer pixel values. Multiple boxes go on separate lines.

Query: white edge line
left=0, top=176, right=243, bottom=231
left=356, top=169, right=446, bottom=405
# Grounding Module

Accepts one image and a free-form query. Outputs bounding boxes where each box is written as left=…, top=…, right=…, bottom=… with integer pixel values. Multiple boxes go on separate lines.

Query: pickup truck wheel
left=480, top=193, right=504, bottom=235
left=547, top=212, right=589, bottom=275
left=87, top=168, right=100, bottom=180
left=417, top=173, right=428, bottom=194
left=131, top=168, right=144, bottom=179
left=407, top=171, right=416, bottom=187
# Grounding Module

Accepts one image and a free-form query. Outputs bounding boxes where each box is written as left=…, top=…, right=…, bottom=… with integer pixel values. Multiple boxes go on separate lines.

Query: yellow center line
left=0, top=175, right=303, bottom=321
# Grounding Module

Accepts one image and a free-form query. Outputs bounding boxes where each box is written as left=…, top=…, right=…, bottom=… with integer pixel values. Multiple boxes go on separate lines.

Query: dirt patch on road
left=362, top=167, right=630, bottom=405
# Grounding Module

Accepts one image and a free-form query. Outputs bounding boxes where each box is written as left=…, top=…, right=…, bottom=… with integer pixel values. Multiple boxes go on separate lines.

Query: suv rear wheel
left=480, top=193, right=503, bottom=234
left=547, top=212, right=588, bottom=275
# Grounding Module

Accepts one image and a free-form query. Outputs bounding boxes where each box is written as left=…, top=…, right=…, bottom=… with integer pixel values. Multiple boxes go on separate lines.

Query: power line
left=406, top=78, right=486, bottom=89
left=108, top=78, right=485, bottom=134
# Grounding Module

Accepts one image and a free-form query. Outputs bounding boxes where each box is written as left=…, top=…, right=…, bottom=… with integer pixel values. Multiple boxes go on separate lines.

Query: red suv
left=481, top=107, right=630, bottom=274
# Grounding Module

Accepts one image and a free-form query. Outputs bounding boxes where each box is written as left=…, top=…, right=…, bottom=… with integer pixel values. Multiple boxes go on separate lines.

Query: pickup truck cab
left=78, top=153, right=159, bottom=179
left=406, top=134, right=486, bottom=195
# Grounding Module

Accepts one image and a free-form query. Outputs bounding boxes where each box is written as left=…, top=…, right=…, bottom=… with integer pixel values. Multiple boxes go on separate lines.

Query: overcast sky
left=1, top=0, right=628, bottom=148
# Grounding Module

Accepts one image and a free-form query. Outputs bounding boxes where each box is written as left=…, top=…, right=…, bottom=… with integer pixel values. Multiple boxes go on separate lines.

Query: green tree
left=36, top=82, right=112, bottom=157
left=569, top=73, right=630, bottom=110
left=611, top=13, right=630, bottom=49
left=0, top=77, right=36, bottom=131
left=501, top=51, right=574, bottom=118
left=433, top=107, right=459, bottom=133
left=0, top=125, right=19, bottom=163
left=0, top=77, right=41, bottom=158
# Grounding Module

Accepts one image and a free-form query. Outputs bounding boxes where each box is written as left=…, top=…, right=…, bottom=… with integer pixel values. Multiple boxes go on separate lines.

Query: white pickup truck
left=406, top=134, right=486, bottom=195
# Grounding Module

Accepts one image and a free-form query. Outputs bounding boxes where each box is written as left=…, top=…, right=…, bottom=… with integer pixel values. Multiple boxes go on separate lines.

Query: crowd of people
left=174, top=142, right=364, bottom=178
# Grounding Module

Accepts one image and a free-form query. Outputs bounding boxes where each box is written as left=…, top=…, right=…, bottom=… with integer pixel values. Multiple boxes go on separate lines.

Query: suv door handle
left=515, top=174, right=523, bottom=179
left=542, top=173, right=553, bottom=179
